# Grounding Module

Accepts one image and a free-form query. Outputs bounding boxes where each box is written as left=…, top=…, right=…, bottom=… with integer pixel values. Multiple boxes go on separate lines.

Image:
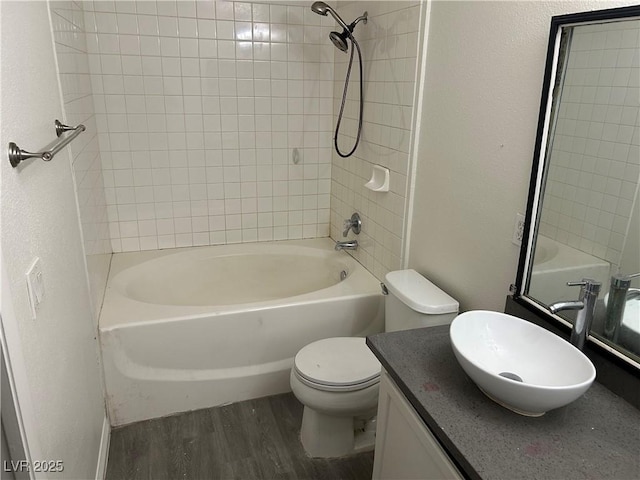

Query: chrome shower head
left=311, top=2, right=368, bottom=52
left=329, top=31, right=349, bottom=52
left=311, top=1, right=330, bottom=16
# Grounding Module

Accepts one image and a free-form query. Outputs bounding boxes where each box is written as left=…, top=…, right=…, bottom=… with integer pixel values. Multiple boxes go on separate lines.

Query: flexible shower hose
left=334, top=36, right=364, bottom=158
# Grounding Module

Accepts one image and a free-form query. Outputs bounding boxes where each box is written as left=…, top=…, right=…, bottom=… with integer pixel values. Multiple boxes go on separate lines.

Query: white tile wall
left=48, top=0, right=426, bottom=283
left=330, top=1, right=422, bottom=280
left=540, top=20, right=640, bottom=267
left=83, top=0, right=337, bottom=251
left=50, top=1, right=112, bottom=318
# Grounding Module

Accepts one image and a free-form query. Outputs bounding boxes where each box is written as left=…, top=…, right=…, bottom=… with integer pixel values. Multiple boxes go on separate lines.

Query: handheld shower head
left=310, top=1, right=350, bottom=32
left=311, top=1, right=330, bottom=15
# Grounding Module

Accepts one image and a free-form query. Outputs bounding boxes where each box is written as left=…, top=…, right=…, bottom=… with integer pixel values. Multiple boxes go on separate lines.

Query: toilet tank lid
left=384, top=269, right=459, bottom=314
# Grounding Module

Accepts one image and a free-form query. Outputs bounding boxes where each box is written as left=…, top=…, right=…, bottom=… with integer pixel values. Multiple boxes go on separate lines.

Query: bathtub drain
left=340, top=270, right=348, bottom=281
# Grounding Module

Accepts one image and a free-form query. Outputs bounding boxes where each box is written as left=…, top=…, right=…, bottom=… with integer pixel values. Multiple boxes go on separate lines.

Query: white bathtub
left=99, top=238, right=384, bottom=426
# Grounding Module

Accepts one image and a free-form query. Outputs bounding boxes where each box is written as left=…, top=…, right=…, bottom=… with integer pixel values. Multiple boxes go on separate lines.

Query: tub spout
left=335, top=240, right=358, bottom=251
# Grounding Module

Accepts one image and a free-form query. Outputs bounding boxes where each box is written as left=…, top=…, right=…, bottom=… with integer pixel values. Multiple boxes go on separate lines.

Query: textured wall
left=330, top=1, right=423, bottom=280
left=0, top=1, right=106, bottom=477
left=50, top=0, right=112, bottom=320
left=83, top=0, right=337, bottom=251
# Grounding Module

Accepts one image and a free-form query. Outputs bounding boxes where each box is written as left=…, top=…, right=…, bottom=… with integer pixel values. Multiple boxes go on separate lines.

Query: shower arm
left=341, top=13, right=368, bottom=38
left=349, top=14, right=368, bottom=30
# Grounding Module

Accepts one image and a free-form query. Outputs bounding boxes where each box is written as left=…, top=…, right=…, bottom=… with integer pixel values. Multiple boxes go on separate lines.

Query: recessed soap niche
left=365, top=165, right=390, bottom=192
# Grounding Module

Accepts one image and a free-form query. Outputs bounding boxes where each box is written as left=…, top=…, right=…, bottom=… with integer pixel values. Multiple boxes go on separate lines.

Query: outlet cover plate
left=512, top=213, right=525, bottom=247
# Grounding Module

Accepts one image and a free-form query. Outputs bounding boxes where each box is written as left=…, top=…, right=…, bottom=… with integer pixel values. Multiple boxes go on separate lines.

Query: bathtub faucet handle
left=342, top=213, right=362, bottom=237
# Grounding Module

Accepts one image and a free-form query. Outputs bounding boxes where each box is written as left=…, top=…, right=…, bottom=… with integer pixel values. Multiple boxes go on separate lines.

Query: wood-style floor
left=105, top=393, right=374, bottom=480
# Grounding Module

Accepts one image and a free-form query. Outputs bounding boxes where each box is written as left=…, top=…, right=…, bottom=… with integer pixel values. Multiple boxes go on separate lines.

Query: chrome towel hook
left=8, top=119, right=86, bottom=168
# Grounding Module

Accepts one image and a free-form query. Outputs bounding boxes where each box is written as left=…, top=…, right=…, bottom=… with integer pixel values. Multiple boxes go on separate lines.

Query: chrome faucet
left=336, top=212, right=360, bottom=250
left=335, top=240, right=358, bottom=251
left=604, top=272, right=640, bottom=342
left=548, top=278, right=601, bottom=351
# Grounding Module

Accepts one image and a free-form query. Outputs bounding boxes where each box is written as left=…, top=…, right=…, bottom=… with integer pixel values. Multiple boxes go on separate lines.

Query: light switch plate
left=26, top=258, right=44, bottom=320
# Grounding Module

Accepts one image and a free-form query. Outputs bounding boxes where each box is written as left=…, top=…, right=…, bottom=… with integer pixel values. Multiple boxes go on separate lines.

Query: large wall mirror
left=515, top=5, right=640, bottom=367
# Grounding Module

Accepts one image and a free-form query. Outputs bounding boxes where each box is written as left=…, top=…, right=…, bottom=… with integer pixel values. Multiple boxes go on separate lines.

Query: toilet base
left=300, top=407, right=376, bottom=458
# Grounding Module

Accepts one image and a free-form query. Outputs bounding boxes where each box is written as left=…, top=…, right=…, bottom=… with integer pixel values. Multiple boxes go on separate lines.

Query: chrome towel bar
left=8, top=120, right=86, bottom=168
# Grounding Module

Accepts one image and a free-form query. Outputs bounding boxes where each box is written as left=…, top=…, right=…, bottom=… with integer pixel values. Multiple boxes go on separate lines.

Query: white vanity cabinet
left=372, top=370, right=463, bottom=480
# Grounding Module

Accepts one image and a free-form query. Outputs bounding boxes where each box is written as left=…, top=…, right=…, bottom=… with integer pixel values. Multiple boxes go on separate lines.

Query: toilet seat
left=293, top=337, right=381, bottom=392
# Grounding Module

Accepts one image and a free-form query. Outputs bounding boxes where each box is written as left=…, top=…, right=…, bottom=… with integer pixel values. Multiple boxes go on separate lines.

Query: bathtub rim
left=110, top=240, right=354, bottom=307
left=99, top=237, right=381, bottom=331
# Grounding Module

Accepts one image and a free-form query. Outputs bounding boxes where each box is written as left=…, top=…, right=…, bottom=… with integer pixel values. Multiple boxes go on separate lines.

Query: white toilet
left=290, top=269, right=459, bottom=458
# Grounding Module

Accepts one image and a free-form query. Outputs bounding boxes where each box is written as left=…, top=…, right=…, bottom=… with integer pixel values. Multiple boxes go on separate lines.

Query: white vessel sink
left=450, top=311, right=596, bottom=416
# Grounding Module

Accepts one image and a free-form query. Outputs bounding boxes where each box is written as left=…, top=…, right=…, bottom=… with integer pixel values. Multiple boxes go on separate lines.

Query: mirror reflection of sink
left=450, top=311, right=596, bottom=417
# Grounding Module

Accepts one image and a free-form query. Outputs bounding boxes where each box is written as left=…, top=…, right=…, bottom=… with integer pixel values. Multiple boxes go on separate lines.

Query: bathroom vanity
left=367, top=326, right=640, bottom=480
left=372, top=369, right=462, bottom=479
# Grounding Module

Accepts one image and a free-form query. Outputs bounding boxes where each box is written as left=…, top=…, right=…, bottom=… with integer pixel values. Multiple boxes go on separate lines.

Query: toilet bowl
left=290, top=269, right=459, bottom=458
left=290, top=337, right=380, bottom=458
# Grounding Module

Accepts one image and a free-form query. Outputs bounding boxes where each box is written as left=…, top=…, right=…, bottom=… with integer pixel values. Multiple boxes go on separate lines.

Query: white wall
left=408, top=0, right=639, bottom=311
left=331, top=0, right=423, bottom=280
left=0, top=1, right=106, bottom=478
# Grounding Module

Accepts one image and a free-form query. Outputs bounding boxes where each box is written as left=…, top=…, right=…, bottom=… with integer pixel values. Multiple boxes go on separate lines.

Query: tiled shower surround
left=50, top=2, right=112, bottom=317
left=330, top=1, right=421, bottom=279
left=540, top=20, right=640, bottom=267
left=48, top=0, right=423, bottom=283
left=85, top=0, right=338, bottom=251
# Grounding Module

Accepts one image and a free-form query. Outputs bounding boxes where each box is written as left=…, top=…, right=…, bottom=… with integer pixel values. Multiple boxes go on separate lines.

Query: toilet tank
left=384, top=269, right=459, bottom=332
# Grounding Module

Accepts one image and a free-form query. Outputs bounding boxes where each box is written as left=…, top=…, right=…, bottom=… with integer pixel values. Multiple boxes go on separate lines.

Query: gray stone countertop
left=367, top=326, right=640, bottom=480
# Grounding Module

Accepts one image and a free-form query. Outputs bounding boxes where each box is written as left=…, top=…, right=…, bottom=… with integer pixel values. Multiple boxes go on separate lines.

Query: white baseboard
left=95, top=415, right=111, bottom=480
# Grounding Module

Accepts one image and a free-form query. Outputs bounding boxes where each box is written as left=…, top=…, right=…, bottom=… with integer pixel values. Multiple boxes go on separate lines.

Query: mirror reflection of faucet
left=548, top=279, right=601, bottom=351
left=604, top=272, right=640, bottom=343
